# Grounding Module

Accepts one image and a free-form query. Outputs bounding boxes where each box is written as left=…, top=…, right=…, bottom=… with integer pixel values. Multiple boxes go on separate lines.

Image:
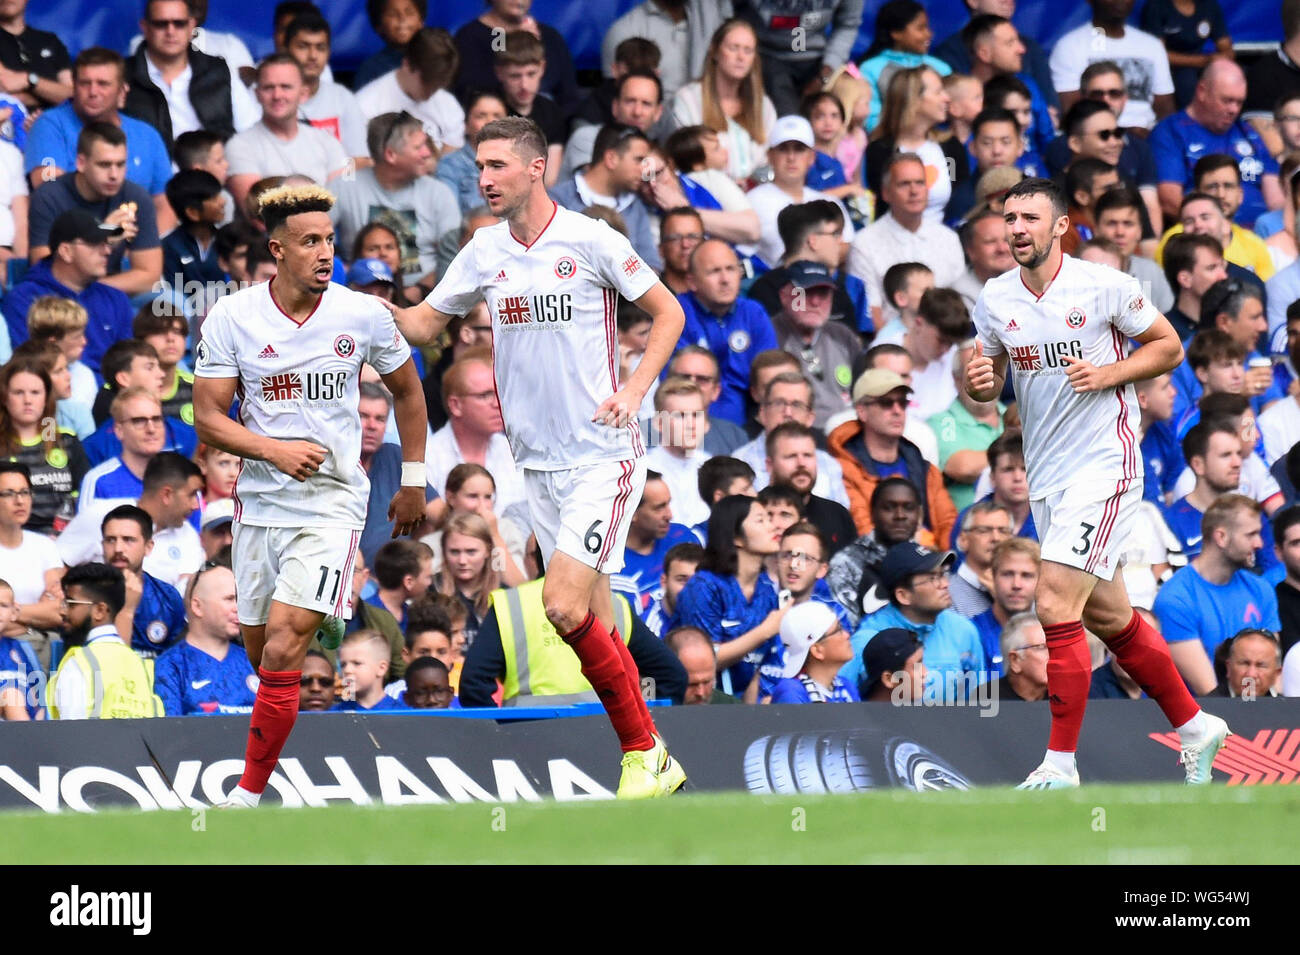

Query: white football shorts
left=232, top=523, right=361, bottom=625
left=1030, top=478, right=1143, bottom=582
left=525, top=458, right=647, bottom=574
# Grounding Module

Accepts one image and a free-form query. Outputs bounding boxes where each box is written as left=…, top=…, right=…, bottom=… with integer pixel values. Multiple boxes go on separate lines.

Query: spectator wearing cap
left=860, top=627, right=926, bottom=702
left=671, top=239, right=777, bottom=427
left=840, top=541, right=984, bottom=696
left=745, top=115, right=854, bottom=268
left=357, top=27, right=466, bottom=156
left=771, top=260, right=864, bottom=430
left=664, top=625, right=740, bottom=705
left=347, top=258, right=399, bottom=304
left=829, top=368, right=957, bottom=546
left=100, top=503, right=186, bottom=659
left=848, top=152, right=964, bottom=329
left=770, top=601, right=858, bottom=703
left=989, top=611, right=1048, bottom=701
left=199, top=497, right=233, bottom=560
left=333, top=112, right=459, bottom=300
left=1, top=209, right=132, bottom=372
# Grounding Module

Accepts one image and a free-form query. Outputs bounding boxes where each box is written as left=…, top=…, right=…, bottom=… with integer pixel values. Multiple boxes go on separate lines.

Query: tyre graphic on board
left=743, top=730, right=972, bottom=793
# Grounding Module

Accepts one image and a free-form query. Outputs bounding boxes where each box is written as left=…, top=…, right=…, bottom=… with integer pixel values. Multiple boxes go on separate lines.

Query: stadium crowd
left=3, top=0, right=1300, bottom=720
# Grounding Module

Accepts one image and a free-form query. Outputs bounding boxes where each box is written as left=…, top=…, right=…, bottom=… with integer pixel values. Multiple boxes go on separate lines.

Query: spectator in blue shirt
left=842, top=541, right=985, bottom=698
left=643, top=541, right=704, bottom=637
left=401, top=656, right=456, bottom=709
left=675, top=494, right=785, bottom=700
left=23, top=48, right=173, bottom=220
left=770, top=601, right=859, bottom=703
left=100, top=504, right=185, bottom=659
left=1153, top=493, right=1281, bottom=695
left=153, top=564, right=258, bottom=716
left=161, top=169, right=227, bottom=305
left=971, top=536, right=1040, bottom=678
left=1138, top=373, right=1184, bottom=505
left=672, top=239, right=778, bottom=426
left=1148, top=59, right=1282, bottom=228
left=331, top=630, right=410, bottom=712
left=658, top=347, right=750, bottom=454
left=932, top=0, right=1057, bottom=109
left=617, top=470, right=701, bottom=614
left=0, top=581, right=41, bottom=719
left=859, top=626, right=926, bottom=702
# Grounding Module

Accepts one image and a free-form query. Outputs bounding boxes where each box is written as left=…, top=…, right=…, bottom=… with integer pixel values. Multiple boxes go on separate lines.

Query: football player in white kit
left=193, top=185, right=429, bottom=808
left=387, top=117, right=689, bottom=798
left=966, top=178, right=1230, bottom=788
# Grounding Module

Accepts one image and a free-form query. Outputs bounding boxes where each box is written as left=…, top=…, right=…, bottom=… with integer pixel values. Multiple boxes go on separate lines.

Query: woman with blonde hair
left=865, top=65, right=969, bottom=223
left=436, top=512, right=502, bottom=648
left=671, top=18, right=777, bottom=183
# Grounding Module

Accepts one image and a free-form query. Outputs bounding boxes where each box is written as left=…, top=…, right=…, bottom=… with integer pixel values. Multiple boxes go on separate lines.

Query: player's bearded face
left=1004, top=199, right=1064, bottom=269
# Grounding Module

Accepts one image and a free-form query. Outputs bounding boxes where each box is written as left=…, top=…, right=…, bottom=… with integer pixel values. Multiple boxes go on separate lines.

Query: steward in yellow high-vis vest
left=49, top=563, right=162, bottom=719
left=494, top=579, right=634, bottom=705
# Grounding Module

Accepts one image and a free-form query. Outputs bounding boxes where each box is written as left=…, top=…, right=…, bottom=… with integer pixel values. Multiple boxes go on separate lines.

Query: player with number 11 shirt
left=966, top=177, right=1230, bottom=789
left=388, top=117, right=689, bottom=798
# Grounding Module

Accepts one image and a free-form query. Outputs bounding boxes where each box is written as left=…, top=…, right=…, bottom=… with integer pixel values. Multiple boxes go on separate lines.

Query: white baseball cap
left=768, top=115, right=815, bottom=150
left=200, top=498, right=235, bottom=532
left=779, top=602, right=840, bottom=678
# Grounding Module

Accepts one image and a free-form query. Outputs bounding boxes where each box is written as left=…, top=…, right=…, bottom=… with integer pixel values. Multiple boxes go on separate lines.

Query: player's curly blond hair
left=258, top=184, right=334, bottom=235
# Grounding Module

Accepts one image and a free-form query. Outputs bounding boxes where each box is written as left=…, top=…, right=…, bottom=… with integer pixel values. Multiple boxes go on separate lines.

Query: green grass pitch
left=12, top=783, right=1300, bottom=864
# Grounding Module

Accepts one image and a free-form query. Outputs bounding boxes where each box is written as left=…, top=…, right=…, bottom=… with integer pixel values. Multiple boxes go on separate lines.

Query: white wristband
left=401, top=462, right=426, bottom=488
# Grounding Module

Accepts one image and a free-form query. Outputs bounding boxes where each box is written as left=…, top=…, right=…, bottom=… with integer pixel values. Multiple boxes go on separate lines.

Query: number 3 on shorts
left=1071, top=521, right=1095, bottom=556
left=584, top=520, right=604, bottom=554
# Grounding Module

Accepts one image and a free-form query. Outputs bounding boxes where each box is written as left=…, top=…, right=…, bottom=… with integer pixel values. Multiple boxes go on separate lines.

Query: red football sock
left=562, top=612, right=653, bottom=752
left=236, top=668, right=301, bottom=795
left=1102, top=610, right=1200, bottom=727
left=1043, top=621, right=1092, bottom=753
left=610, top=626, right=658, bottom=739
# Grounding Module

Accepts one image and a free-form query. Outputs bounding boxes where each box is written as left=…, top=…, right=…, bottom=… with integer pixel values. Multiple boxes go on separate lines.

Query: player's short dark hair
left=143, top=452, right=202, bottom=497
left=663, top=541, right=705, bottom=576
left=101, top=339, right=159, bottom=392
left=700, top=495, right=763, bottom=577
left=613, top=35, right=661, bottom=71
left=1162, top=232, right=1223, bottom=290
left=1063, top=98, right=1113, bottom=139
left=374, top=539, right=428, bottom=590
left=986, top=431, right=1025, bottom=470
left=215, top=220, right=262, bottom=262
left=765, top=420, right=816, bottom=459
left=133, top=303, right=187, bottom=341
left=1093, top=183, right=1144, bottom=220
left=77, top=121, right=126, bottom=157
left=102, top=503, right=153, bottom=541
left=757, top=483, right=804, bottom=514
left=1064, top=157, right=1116, bottom=203
left=1200, top=278, right=1262, bottom=329
left=284, top=10, right=330, bottom=45
left=917, top=287, right=971, bottom=339
left=882, top=262, right=931, bottom=310
left=0, top=461, right=31, bottom=486
left=364, top=0, right=426, bottom=31
left=961, top=13, right=1011, bottom=55
left=697, top=456, right=756, bottom=504
left=1004, top=176, right=1067, bottom=220
left=1181, top=417, right=1240, bottom=464
left=258, top=184, right=334, bottom=236
left=870, top=475, right=919, bottom=508
left=776, top=199, right=843, bottom=256
left=1193, top=153, right=1241, bottom=187
left=1186, top=327, right=1246, bottom=371
left=592, top=123, right=649, bottom=166
left=1272, top=504, right=1300, bottom=545
left=63, top=562, right=125, bottom=618
left=971, top=106, right=1020, bottom=138
left=780, top=520, right=827, bottom=559
left=477, top=116, right=548, bottom=160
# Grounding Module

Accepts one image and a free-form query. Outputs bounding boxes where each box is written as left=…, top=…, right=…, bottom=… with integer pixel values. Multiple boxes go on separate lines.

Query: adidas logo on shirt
left=259, top=344, right=279, bottom=359
left=493, top=270, right=508, bottom=283
left=1005, top=319, right=1020, bottom=331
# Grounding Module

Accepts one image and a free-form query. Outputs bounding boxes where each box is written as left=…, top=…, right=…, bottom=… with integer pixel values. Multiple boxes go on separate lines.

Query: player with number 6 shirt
left=965, top=177, right=1230, bottom=789
left=385, top=117, right=690, bottom=798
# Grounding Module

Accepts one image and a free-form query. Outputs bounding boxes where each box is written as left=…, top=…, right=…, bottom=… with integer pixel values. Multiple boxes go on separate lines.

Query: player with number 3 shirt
left=966, top=177, right=1230, bottom=790
left=387, top=117, right=689, bottom=798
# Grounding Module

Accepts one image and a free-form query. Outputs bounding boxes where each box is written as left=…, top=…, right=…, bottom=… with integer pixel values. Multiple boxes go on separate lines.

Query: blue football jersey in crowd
left=1149, top=113, right=1278, bottom=227
left=675, top=568, right=782, bottom=698
left=971, top=608, right=1004, bottom=678
left=769, top=673, right=860, bottom=703
left=1152, top=564, right=1281, bottom=661
left=330, top=694, right=410, bottom=712
left=129, top=572, right=187, bottom=657
left=1142, top=419, right=1185, bottom=503
left=0, top=636, right=41, bottom=718
left=1163, top=495, right=1279, bottom=571
left=615, top=523, right=699, bottom=612
left=641, top=596, right=678, bottom=637
left=83, top=416, right=197, bottom=469
left=153, top=641, right=258, bottom=716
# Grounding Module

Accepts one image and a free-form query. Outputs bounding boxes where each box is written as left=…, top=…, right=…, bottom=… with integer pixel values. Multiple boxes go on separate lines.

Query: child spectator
left=874, top=261, right=934, bottom=344
left=132, top=307, right=193, bottom=426
left=331, top=630, right=409, bottom=711
left=172, top=130, right=232, bottom=225
left=858, top=0, right=952, bottom=134
left=10, top=339, right=93, bottom=440
left=25, top=296, right=95, bottom=409
left=162, top=170, right=227, bottom=302
left=401, top=656, right=455, bottom=708
left=770, top=601, right=859, bottom=703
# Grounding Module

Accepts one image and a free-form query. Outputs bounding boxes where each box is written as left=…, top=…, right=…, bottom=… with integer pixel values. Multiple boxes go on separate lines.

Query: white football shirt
left=972, top=255, right=1159, bottom=497
left=427, top=204, right=658, bottom=471
left=196, top=281, right=412, bottom=529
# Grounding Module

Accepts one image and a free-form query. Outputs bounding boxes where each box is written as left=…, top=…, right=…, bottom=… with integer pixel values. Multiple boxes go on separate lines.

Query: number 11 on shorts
left=316, top=565, right=342, bottom=604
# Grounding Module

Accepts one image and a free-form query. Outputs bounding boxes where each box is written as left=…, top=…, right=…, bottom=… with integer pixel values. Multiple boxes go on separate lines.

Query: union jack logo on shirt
left=261, top=373, right=302, bottom=401
left=1009, top=345, right=1041, bottom=371
left=622, top=256, right=641, bottom=276
left=497, top=295, right=533, bottom=325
